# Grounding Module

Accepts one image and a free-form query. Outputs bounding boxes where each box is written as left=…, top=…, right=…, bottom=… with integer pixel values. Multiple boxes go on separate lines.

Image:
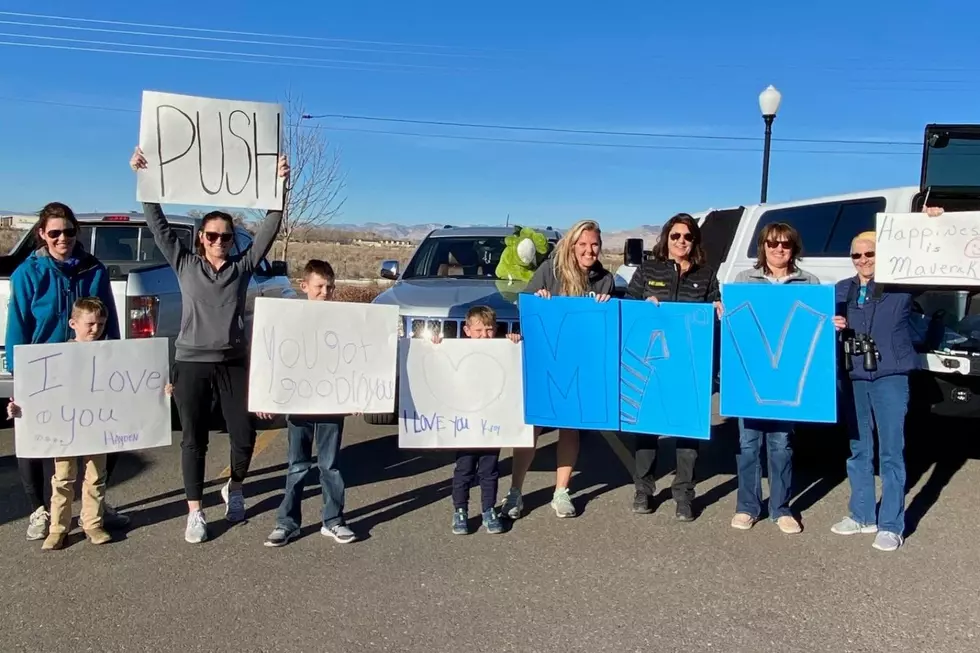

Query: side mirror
left=380, top=259, right=400, bottom=280
left=270, top=260, right=288, bottom=277
left=624, top=238, right=644, bottom=266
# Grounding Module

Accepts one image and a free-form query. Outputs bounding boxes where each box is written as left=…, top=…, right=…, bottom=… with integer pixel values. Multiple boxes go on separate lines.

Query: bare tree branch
left=249, top=89, right=347, bottom=262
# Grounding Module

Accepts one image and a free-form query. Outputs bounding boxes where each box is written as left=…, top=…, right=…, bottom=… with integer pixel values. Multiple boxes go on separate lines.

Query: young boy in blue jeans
left=433, top=305, right=521, bottom=535
left=262, top=260, right=356, bottom=548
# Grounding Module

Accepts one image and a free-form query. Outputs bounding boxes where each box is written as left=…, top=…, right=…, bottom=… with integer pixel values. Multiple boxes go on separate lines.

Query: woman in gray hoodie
left=729, top=222, right=823, bottom=535
left=131, top=147, right=289, bottom=544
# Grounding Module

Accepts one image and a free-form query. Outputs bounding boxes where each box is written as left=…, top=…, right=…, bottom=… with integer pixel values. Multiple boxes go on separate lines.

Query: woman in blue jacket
left=833, top=230, right=916, bottom=552
left=5, top=202, right=123, bottom=541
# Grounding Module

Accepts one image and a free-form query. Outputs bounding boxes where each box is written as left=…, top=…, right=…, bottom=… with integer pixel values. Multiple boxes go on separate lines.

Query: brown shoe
left=41, top=534, right=66, bottom=551
left=85, top=528, right=112, bottom=545
left=777, top=515, right=802, bottom=535
left=731, top=513, right=757, bottom=530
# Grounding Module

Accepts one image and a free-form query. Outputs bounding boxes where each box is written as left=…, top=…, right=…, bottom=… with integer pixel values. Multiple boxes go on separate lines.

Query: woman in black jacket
left=625, top=213, right=721, bottom=521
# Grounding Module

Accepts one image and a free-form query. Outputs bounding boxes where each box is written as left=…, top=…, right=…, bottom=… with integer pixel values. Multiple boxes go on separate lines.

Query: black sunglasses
left=850, top=251, right=875, bottom=260
left=765, top=240, right=792, bottom=250
left=45, top=228, right=77, bottom=239
left=204, top=231, right=234, bottom=244
left=669, top=232, right=694, bottom=242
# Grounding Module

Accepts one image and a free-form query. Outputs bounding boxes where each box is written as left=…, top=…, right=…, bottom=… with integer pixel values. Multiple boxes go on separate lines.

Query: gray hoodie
left=734, top=266, right=820, bottom=285
left=142, top=202, right=282, bottom=363
left=523, top=256, right=615, bottom=296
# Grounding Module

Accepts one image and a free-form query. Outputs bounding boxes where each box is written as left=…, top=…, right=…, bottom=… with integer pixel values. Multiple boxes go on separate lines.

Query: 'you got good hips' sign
left=12, top=339, right=172, bottom=458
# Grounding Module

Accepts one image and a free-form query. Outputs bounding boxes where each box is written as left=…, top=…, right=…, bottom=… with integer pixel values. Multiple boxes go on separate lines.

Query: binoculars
left=840, top=330, right=881, bottom=373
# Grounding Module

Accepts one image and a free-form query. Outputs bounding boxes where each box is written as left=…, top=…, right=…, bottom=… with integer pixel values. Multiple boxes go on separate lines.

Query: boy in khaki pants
left=8, top=297, right=170, bottom=550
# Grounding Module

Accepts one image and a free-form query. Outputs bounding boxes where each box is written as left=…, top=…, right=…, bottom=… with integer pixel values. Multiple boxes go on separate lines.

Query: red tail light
left=127, top=295, right=159, bottom=338
left=102, top=215, right=130, bottom=222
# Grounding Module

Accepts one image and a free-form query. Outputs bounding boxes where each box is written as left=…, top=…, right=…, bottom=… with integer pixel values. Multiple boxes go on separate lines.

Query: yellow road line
left=217, top=428, right=283, bottom=480
left=600, top=430, right=634, bottom=472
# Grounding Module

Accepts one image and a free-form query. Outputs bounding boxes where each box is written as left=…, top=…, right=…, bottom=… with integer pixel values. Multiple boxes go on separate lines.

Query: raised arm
left=247, top=209, right=284, bottom=268
left=130, top=147, right=187, bottom=269
left=141, top=202, right=187, bottom=269
left=247, top=155, right=291, bottom=268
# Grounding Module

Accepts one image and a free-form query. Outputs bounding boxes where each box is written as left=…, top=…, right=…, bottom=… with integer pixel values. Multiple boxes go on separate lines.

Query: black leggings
left=18, top=453, right=120, bottom=511
left=173, top=358, right=256, bottom=502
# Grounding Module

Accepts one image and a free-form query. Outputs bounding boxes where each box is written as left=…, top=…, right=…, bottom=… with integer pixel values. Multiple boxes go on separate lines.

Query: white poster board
left=398, top=339, right=534, bottom=449
left=137, top=90, right=284, bottom=210
left=876, top=211, right=980, bottom=285
left=13, top=339, right=172, bottom=458
left=247, top=298, right=399, bottom=415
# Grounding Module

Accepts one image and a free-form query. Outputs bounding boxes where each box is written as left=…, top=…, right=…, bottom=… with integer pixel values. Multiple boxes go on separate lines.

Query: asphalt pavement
left=0, top=412, right=978, bottom=653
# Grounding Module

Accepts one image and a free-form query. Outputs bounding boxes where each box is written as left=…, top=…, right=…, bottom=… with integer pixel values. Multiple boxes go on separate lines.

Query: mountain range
left=329, top=221, right=662, bottom=250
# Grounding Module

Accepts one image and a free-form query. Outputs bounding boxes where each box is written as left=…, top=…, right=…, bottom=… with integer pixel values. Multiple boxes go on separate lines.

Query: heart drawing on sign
left=420, top=350, right=507, bottom=414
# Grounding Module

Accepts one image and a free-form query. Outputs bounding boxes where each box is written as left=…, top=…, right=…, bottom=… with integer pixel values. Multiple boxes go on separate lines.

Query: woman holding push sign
left=130, top=146, right=290, bottom=544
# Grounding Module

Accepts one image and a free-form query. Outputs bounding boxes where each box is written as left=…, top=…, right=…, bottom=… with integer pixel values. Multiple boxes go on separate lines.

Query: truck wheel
left=364, top=412, right=397, bottom=426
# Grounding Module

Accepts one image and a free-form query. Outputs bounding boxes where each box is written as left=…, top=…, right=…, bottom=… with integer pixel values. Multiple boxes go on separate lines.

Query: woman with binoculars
left=831, top=216, right=939, bottom=551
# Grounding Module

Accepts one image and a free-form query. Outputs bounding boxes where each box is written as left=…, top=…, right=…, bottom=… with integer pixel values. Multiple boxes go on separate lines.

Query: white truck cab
left=615, top=123, right=980, bottom=419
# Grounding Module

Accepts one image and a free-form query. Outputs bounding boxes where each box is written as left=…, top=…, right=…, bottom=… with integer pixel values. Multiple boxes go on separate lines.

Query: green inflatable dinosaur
left=495, top=226, right=549, bottom=284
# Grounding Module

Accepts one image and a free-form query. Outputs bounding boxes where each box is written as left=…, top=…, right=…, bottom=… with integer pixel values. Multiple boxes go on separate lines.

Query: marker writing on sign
left=26, top=353, right=164, bottom=447
left=261, top=326, right=393, bottom=407
left=155, top=104, right=281, bottom=199
left=402, top=411, right=503, bottom=438
left=34, top=405, right=120, bottom=447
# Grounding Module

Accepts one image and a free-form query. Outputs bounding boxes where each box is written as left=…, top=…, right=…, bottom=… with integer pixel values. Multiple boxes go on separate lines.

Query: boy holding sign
left=262, top=260, right=357, bottom=548
left=8, top=298, right=171, bottom=550
left=432, top=306, right=522, bottom=535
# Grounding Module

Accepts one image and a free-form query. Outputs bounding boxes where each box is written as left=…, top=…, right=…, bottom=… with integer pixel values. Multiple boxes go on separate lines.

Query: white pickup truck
left=614, top=123, right=980, bottom=419
left=0, top=211, right=296, bottom=399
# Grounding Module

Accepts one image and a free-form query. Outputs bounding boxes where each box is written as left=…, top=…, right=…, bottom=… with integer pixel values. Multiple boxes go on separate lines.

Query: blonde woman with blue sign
left=729, top=223, right=835, bottom=535
left=501, top=219, right=614, bottom=520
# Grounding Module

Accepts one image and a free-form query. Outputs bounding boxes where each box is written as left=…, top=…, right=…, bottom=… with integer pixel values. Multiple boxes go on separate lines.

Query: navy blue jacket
left=835, top=276, right=917, bottom=381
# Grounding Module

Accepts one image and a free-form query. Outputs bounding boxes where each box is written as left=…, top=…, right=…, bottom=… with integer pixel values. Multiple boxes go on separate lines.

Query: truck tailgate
left=0, top=278, right=128, bottom=378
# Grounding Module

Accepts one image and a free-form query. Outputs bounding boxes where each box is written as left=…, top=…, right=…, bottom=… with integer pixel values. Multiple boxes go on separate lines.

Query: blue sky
left=2, top=0, right=979, bottom=231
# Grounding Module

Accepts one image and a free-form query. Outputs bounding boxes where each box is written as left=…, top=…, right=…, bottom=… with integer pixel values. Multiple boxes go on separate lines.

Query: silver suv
left=368, top=225, right=562, bottom=424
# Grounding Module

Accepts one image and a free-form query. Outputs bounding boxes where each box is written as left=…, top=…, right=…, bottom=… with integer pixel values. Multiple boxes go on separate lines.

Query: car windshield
left=402, top=236, right=509, bottom=279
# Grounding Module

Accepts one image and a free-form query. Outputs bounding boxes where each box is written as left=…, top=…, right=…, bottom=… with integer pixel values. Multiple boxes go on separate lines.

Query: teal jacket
left=5, top=246, right=120, bottom=371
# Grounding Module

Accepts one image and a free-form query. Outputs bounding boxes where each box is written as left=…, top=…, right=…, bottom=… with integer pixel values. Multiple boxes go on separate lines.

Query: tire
left=364, top=412, right=397, bottom=426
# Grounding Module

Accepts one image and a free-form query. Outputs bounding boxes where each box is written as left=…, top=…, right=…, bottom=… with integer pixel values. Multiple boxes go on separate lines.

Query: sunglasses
left=850, top=251, right=875, bottom=260
left=45, top=228, right=77, bottom=239
left=203, top=231, right=234, bottom=244
left=765, top=240, right=792, bottom=250
left=669, top=232, right=694, bottom=242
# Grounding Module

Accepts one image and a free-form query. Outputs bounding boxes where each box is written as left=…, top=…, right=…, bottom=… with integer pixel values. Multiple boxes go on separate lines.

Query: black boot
left=675, top=501, right=695, bottom=522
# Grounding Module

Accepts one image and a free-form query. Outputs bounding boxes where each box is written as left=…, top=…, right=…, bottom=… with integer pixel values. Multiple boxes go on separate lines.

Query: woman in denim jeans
left=729, top=222, right=843, bottom=534
left=832, top=230, right=918, bottom=552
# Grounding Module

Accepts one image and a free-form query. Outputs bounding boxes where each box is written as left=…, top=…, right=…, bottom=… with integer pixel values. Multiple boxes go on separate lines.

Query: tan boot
left=41, top=534, right=66, bottom=551
left=84, top=528, right=112, bottom=545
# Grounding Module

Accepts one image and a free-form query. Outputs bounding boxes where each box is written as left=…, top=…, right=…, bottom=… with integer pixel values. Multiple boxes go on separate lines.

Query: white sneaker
left=26, top=506, right=50, bottom=541
left=220, top=481, right=247, bottom=523
left=184, top=510, right=208, bottom=544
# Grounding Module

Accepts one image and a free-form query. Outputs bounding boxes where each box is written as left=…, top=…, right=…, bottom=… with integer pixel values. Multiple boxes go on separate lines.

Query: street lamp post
left=758, top=85, right=782, bottom=204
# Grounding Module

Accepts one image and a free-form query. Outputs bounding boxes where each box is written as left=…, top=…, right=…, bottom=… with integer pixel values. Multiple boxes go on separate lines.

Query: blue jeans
left=276, top=416, right=346, bottom=531
left=736, top=419, right=793, bottom=519
left=845, top=375, right=909, bottom=535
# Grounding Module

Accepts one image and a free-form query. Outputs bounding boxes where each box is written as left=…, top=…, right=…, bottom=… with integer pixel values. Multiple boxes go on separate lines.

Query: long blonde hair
left=553, top=219, right=602, bottom=297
